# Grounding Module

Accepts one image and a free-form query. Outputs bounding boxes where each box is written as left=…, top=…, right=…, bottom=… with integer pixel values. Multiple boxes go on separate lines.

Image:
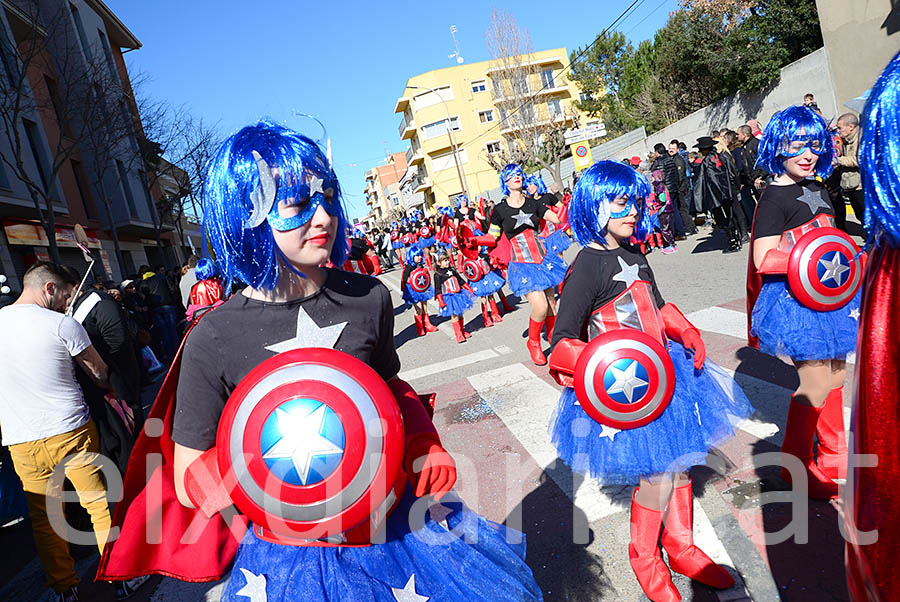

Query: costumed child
left=845, top=49, right=900, bottom=602
left=389, top=220, right=404, bottom=265
left=344, top=226, right=381, bottom=275
left=526, top=174, right=572, bottom=255
left=434, top=251, right=475, bottom=343
left=401, top=243, right=439, bottom=337
left=463, top=163, right=567, bottom=365
left=746, top=105, right=863, bottom=500
left=548, top=160, right=753, bottom=602
left=459, top=243, right=508, bottom=328
left=186, top=258, right=226, bottom=322
left=414, top=210, right=436, bottom=251
left=97, top=122, right=544, bottom=602
left=649, top=169, right=677, bottom=254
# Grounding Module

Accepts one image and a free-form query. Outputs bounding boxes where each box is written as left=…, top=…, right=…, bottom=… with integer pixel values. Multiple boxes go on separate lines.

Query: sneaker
left=662, top=246, right=677, bottom=255
left=58, top=587, right=78, bottom=602
left=116, top=575, right=151, bottom=600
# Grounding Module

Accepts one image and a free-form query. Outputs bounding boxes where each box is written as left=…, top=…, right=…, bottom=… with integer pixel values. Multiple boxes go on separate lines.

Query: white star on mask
left=262, top=404, right=343, bottom=485
left=606, top=360, right=649, bottom=403
left=392, top=574, right=429, bottom=602
left=308, top=175, right=325, bottom=196
left=612, top=256, right=641, bottom=288
left=819, top=253, right=850, bottom=286
left=512, top=210, right=534, bottom=229
left=796, top=186, right=831, bottom=214
left=265, top=307, right=347, bottom=353
left=235, top=569, right=268, bottom=602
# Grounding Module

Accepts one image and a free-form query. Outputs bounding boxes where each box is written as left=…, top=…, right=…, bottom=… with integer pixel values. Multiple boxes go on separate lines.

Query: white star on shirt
left=819, top=253, right=850, bottom=286
left=392, top=574, right=429, bottom=601
left=606, top=360, right=648, bottom=403
left=236, top=569, right=267, bottom=602
left=599, top=424, right=621, bottom=442
left=612, top=256, right=641, bottom=288
left=849, top=307, right=860, bottom=320
left=512, top=210, right=534, bottom=228
left=796, top=186, right=831, bottom=214
left=265, top=307, right=347, bottom=353
left=262, top=404, right=343, bottom=485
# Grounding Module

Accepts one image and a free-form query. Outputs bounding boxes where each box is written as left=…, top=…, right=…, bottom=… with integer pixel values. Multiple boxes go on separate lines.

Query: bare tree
left=484, top=8, right=579, bottom=189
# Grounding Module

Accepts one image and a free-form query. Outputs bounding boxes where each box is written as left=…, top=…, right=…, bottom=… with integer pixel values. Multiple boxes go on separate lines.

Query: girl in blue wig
left=433, top=250, right=475, bottom=342
left=548, top=159, right=751, bottom=601
left=464, top=163, right=567, bottom=365
left=153, top=121, right=542, bottom=602
left=401, top=243, right=439, bottom=336
left=746, top=104, right=862, bottom=501
left=526, top=173, right=572, bottom=255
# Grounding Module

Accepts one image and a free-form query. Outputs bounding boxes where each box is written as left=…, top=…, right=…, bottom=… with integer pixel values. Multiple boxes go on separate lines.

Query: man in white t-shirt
left=0, top=261, right=114, bottom=601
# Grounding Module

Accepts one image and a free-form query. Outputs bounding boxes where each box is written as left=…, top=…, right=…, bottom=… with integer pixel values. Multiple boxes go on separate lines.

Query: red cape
left=96, top=319, right=247, bottom=582
left=845, top=244, right=900, bottom=602
left=745, top=205, right=763, bottom=348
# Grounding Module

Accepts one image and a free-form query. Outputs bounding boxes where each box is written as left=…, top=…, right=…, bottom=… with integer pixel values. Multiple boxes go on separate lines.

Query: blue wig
left=407, top=243, right=424, bottom=264
left=569, top=160, right=652, bottom=246
left=525, top=174, right=547, bottom=195
left=500, top=163, right=525, bottom=196
left=195, top=257, right=218, bottom=281
left=861, top=49, right=900, bottom=247
left=756, top=105, right=835, bottom=178
left=454, top=194, right=468, bottom=208
left=203, top=120, right=349, bottom=290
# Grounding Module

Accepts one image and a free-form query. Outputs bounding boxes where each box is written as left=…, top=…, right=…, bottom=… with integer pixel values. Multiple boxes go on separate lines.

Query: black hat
left=694, top=136, right=716, bottom=150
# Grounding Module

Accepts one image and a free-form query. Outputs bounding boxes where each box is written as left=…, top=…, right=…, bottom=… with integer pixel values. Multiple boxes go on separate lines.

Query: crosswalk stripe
left=399, top=346, right=513, bottom=381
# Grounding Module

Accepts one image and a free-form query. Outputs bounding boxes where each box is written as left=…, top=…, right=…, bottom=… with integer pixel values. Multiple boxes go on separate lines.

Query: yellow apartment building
left=393, top=47, right=592, bottom=208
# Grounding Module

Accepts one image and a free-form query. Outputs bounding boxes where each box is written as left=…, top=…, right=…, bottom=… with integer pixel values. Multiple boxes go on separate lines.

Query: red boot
left=459, top=316, right=472, bottom=339
left=527, top=319, right=547, bottom=365
left=481, top=301, right=494, bottom=328
left=781, top=397, right=839, bottom=499
left=815, top=387, right=847, bottom=480
left=544, top=315, right=556, bottom=342
left=451, top=318, right=467, bottom=343
left=661, top=481, right=734, bottom=589
left=629, top=491, right=681, bottom=602
left=500, top=291, right=515, bottom=312
left=423, top=314, right=439, bottom=333
left=414, top=314, right=426, bottom=337
left=489, top=297, right=503, bottom=323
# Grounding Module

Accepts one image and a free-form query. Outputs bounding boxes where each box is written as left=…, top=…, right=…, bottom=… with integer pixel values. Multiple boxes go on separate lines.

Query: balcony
left=499, top=111, right=573, bottom=135
left=414, top=176, right=431, bottom=194
left=398, top=115, right=416, bottom=140
left=394, top=96, right=410, bottom=114
left=485, top=55, right=563, bottom=76
left=407, top=145, right=424, bottom=166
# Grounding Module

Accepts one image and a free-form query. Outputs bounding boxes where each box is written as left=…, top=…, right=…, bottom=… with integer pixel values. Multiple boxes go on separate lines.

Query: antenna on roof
left=448, top=25, right=464, bottom=64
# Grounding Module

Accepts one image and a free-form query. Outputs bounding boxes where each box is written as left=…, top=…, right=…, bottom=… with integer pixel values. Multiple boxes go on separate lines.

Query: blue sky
left=108, top=0, right=677, bottom=220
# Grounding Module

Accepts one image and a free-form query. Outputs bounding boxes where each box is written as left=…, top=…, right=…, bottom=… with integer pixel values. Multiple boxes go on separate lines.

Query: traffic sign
left=564, top=123, right=607, bottom=145
left=571, top=142, right=593, bottom=170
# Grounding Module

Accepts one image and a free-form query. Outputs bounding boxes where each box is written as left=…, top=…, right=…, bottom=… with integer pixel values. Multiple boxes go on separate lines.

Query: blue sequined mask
left=780, top=134, right=826, bottom=158
left=267, top=175, right=340, bottom=232
left=609, top=196, right=642, bottom=219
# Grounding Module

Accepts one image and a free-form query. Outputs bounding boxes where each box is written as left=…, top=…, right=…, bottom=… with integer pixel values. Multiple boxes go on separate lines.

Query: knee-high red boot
left=459, top=316, right=471, bottom=339
left=661, top=480, right=734, bottom=589
left=544, top=315, right=556, bottom=342
left=414, top=314, right=426, bottom=337
left=499, top=291, right=515, bottom=312
left=527, top=319, right=547, bottom=365
left=815, top=387, right=847, bottom=480
left=422, top=313, right=439, bottom=333
left=481, top=301, right=494, bottom=327
left=451, top=318, right=466, bottom=343
left=489, top=297, right=503, bottom=322
left=781, top=396, right=839, bottom=499
left=629, top=491, right=681, bottom=602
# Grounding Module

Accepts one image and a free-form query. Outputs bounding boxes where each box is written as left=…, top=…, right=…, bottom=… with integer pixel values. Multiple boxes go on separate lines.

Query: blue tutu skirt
left=549, top=341, right=753, bottom=484
left=750, top=277, right=861, bottom=361
left=541, top=230, right=571, bottom=255
left=507, top=253, right=568, bottom=297
left=221, top=488, right=544, bottom=602
left=391, top=241, right=403, bottom=250
left=402, top=285, right=434, bottom=304
left=438, top=290, right=474, bottom=317
left=418, top=236, right=436, bottom=248
left=470, top=270, right=505, bottom=297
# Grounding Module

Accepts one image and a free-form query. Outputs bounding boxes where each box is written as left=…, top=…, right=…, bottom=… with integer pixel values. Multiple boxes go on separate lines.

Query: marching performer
left=434, top=251, right=475, bottom=343
left=746, top=105, right=863, bottom=500
left=526, top=174, right=571, bottom=255
left=463, top=163, right=567, bottom=365
left=97, top=122, right=544, bottom=602
left=458, top=239, right=507, bottom=328
left=548, top=160, right=752, bottom=602
left=343, top=226, right=381, bottom=275
left=414, top=210, right=436, bottom=250
left=186, top=258, right=226, bottom=322
left=401, top=244, right=439, bottom=337
left=389, top=220, right=404, bottom=266
left=845, top=49, right=900, bottom=602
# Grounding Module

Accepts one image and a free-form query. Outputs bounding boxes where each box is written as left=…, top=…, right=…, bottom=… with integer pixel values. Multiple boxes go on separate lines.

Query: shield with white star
left=787, top=226, right=862, bottom=312
left=409, top=267, right=432, bottom=293
left=460, top=258, right=484, bottom=282
left=457, top=223, right=479, bottom=259
left=573, top=329, right=675, bottom=429
left=217, top=348, right=404, bottom=540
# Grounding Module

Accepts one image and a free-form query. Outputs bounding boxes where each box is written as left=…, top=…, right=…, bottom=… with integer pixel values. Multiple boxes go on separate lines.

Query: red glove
left=437, top=294, right=445, bottom=308
left=405, top=437, right=457, bottom=500
left=680, top=329, right=706, bottom=370
left=757, top=248, right=790, bottom=274
left=184, top=447, right=234, bottom=517
left=468, top=234, right=497, bottom=250
left=660, top=303, right=706, bottom=370
left=548, top=338, right=587, bottom=387
left=462, top=283, right=474, bottom=294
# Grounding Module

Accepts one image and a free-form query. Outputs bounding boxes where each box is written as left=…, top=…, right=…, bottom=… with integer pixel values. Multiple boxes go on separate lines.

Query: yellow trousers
left=8, top=420, right=112, bottom=593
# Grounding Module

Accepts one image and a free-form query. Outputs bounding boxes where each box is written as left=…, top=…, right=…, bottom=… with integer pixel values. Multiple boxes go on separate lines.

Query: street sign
left=564, top=123, right=607, bottom=145
left=571, top=142, right=593, bottom=170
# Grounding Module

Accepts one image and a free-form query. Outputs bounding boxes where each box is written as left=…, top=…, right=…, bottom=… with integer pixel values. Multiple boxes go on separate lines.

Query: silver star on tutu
left=612, top=256, right=641, bottom=288
left=265, top=307, right=347, bottom=353
left=235, top=569, right=267, bottom=602
left=392, top=574, right=429, bottom=601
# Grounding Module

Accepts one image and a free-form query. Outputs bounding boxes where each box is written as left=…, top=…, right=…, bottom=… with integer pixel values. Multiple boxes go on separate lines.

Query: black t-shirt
left=455, top=207, right=476, bottom=223
left=172, top=270, right=400, bottom=450
left=538, top=193, right=560, bottom=208
left=348, top=237, right=369, bottom=260
left=489, top=197, right=548, bottom=238
left=551, top=246, right=665, bottom=348
left=753, top=180, right=834, bottom=239
left=434, top=266, right=464, bottom=295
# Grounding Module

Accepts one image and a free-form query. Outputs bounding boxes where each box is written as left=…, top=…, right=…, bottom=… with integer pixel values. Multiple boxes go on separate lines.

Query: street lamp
left=407, top=84, right=471, bottom=205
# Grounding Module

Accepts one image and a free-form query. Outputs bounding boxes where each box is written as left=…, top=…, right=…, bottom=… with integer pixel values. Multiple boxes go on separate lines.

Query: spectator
left=178, top=254, right=200, bottom=308
left=692, top=137, right=742, bottom=253
left=803, top=93, right=821, bottom=114
left=668, top=139, right=698, bottom=236
left=836, top=112, right=864, bottom=228
left=141, top=268, right=181, bottom=364
left=724, top=130, right=755, bottom=234
left=0, top=262, right=112, bottom=601
left=736, top=124, right=765, bottom=217
left=652, top=142, right=688, bottom=239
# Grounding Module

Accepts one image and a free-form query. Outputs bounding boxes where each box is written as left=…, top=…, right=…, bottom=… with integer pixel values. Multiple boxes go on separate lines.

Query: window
left=0, top=20, right=19, bottom=86
left=97, top=30, right=118, bottom=79
left=0, top=154, right=9, bottom=189
left=23, top=119, right=50, bottom=189
left=498, top=107, right=508, bottom=123
left=547, top=99, right=562, bottom=119
left=492, top=78, right=503, bottom=98
left=44, top=76, right=72, bottom=137
left=471, top=80, right=486, bottom=93
left=540, top=68, right=555, bottom=89
left=69, top=3, right=93, bottom=61
left=412, top=86, right=454, bottom=110
left=119, top=100, right=137, bottom=150
left=579, top=91, right=594, bottom=103
left=478, top=110, right=494, bottom=124
left=116, top=160, right=137, bottom=217
left=421, top=117, right=460, bottom=140
left=70, top=159, right=96, bottom=218
left=486, top=141, right=501, bottom=154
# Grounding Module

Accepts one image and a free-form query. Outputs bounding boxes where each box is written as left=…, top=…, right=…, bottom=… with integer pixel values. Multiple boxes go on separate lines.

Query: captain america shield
left=573, top=329, right=675, bottom=429
left=461, top=258, right=484, bottom=282
left=409, top=266, right=432, bottom=293
left=788, top=226, right=862, bottom=311
left=216, top=348, right=404, bottom=540
left=457, top=223, right=479, bottom=259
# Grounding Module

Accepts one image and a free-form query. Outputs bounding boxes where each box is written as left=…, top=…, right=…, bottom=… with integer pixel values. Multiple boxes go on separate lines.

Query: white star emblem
left=796, top=186, right=831, bottom=214
left=606, top=360, right=649, bottom=403
left=307, top=174, right=325, bottom=196
left=236, top=569, right=267, bottom=602
left=819, top=253, right=850, bottom=286
left=262, top=404, right=343, bottom=485
left=849, top=307, right=860, bottom=320
left=612, top=256, right=641, bottom=288
left=265, top=307, right=347, bottom=353
left=521, top=277, right=528, bottom=284
left=392, top=574, right=429, bottom=601
left=429, top=501, right=453, bottom=531
left=511, top=210, right=534, bottom=228
left=599, top=424, right=621, bottom=441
